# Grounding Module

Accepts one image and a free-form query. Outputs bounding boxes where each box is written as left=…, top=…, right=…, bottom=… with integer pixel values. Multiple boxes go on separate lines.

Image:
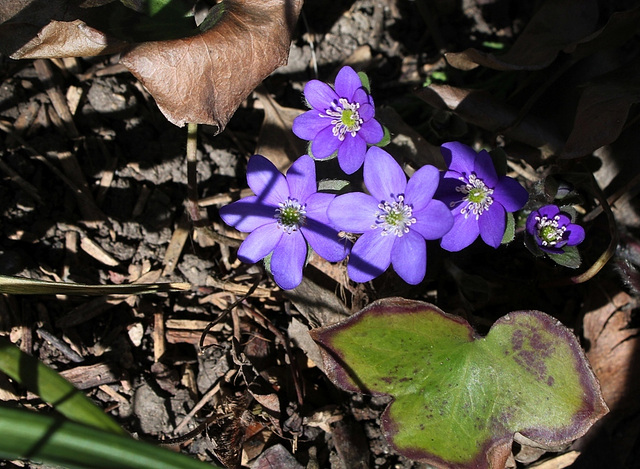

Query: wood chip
left=529, top=451, right=580, bottom=469
left=153, top=311, right=165, bottom=362
left=165, top=319, right=226, bottom=331
left=33, top=59, right=79, bottom=138
left=162, top=214, right=190, bottom=277
left=59, top=362, right=119, bottom=389
left=166, top=329, right=217, bottom=347
left=205, top=276, right=273, bottom=298
left=80, top=235, right=119, bottom=266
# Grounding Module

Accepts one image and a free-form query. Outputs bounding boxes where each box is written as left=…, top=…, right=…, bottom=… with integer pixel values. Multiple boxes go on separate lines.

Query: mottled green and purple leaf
left=310, top=298, right=607, bottom=469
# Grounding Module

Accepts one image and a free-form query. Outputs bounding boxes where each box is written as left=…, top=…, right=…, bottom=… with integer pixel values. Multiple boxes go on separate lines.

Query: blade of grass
left=0, top=406, right=220, bottom=469
left=0, top=338, right=123, bottom=434
left=0, top=274, right=189, bottom=295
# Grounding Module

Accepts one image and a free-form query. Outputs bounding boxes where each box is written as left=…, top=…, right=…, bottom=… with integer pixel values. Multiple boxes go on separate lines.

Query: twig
left=198, top=273, right=264, bottom=350
left=173, top=369, right=236, bottom=435
left=240, top=301, right=304, bottom=407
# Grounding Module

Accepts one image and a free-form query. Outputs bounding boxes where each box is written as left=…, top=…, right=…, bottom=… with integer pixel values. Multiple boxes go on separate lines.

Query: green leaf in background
left=311, top=298, right=608, bottom=469
left=0, top=274, right=189, bottom=296
left=0, top=406, right=219, bottom=469
left=0, top=338, right=123, bottom=434
left=318, top=179, right=350, bottom=192
left=500, top=211, right=515, bottom=244
left=548, top=245, right=582, bottom=269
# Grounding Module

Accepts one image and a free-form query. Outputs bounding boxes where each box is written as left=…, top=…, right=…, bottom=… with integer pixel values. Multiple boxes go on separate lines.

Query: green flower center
left=275, top=198, right=306, bottom=234
left=323, top=98, right=363, bottom=141
left=535, top=215, right=566, bottom=246
left=454, top=174, right=494, bottom=219
left=373, top=194, right=416, bottom=237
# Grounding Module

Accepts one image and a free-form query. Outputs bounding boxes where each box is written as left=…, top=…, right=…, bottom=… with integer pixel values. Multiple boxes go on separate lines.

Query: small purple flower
left=526, top=205, right=585, bottom=254
left=436, top=142, right=529, bottom=252
left=219, top=154, right=347, bottom=290
left=292, top=66, right=384, bottom=175
left=327, top=147, right=453, bottom=284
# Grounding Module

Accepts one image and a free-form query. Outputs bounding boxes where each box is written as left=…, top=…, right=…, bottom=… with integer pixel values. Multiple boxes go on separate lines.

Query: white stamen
left=453, top=174, right=494, bottom=220
left=371, top=194, right=416, bottom=237
left=535, top=214, right=567, bottom=246
left=274, top=198, right=307, bottom=234
left=321, top=98, right=363, bottom=141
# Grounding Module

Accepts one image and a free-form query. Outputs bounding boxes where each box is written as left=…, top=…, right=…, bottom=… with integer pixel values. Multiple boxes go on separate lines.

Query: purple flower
left=326, top=147, right=453, bottom=284
left=219, top=154, right=347, bottom=290
left=436, top=142, right=529, bottom=252
left=292, top=66, right=384, bottom=175
left=526, top=205, right=585, bottom=254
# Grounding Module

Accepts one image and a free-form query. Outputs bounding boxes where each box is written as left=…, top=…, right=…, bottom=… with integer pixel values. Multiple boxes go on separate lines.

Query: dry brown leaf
left=254, top=85, right=305, bottom=172
left=0, top=0, right=126, bottom=58
left=415, top=84, right=563, bottom=154
left=561, top=61, right=640, bottom=158
left=446, top=0, right=598, bottom=71
left=583, top=288, right=640, bottom=414
left=9, top=19, right=126, bottom=58
left=2, top=0, right=303, bottom=130
left=120, top=0, right=303, bottom=129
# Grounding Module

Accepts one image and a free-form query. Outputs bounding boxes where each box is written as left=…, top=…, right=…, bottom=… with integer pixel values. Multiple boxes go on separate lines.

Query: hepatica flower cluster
left=219, top=67, right=586, bottom=289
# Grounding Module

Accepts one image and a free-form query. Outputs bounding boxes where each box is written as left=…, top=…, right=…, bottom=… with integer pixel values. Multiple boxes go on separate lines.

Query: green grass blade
left=0, top=274, right=189, bottom=295
left=0, top=338, right=124, bottom=434
left=0, top=406, right=220, bottom=469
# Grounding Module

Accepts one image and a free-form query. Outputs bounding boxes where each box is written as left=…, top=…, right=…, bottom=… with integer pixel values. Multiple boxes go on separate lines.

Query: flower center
left=535, top=215, right=566, bottom=246
left=274, top=198, right=306, bottom=234
left=453, top=174, right=494, bottom=219
left=373, top=194, right=416, bottom=237
left=323, top=98, right=363, bottom=141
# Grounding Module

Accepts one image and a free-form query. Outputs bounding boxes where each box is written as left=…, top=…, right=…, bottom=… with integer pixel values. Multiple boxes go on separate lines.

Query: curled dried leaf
left=120, top=0, right=303, bottom=129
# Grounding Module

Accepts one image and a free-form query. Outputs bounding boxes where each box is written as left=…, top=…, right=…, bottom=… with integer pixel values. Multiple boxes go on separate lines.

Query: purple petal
left=440, top=211, right=480, bottom=252
left=287, top=155, right=316, bottom=202
left=526, top=210, right=540, bottom=235
left=292, top=110, right=330, bottom=140
left=440, top=142, right=477, bottom=176
left=473, top=150, right=498, bottom=187
left=566, top=224, right=585, bottom=246
left=246, top=155, right=289, bottom=204
left=270, top=231, right=307, bottom=290
left=311, top=125, right=341, bottom=159
left=435, top=177, right=465, bottom=209
left=493, top=176, right=529, bottom=212
left=358, top=102, right=375, bottom=122
left=405, top=165, right=440, bottom=211
left=237, top=223, right=282, bottom=263
left=359, top=119, right=384, bottom=145
left=337, top=134, right=367, bottom=174
left=302, top=193, right=349, bottom=262
left=304, top=80, right=338, bottom=110
left=347, top=230, right=394, bottom=283
left=353, top=88, right=373, bottom=107
left=556, top=213, right=572, bottom=227
left=538, top=205, right=561, bottom=218
left=391, top=231, right=427, bottom=285
left=327, top=192, right=379, bottom=232
left=219, top=196, right=276, bottom=232
left=411, top=200, right=454, bottom=240
left=334, top=66, right=362, bottom=100
left=479, top=203, right=506, bottom=248
left=364, top=147, right=407, bottom=202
